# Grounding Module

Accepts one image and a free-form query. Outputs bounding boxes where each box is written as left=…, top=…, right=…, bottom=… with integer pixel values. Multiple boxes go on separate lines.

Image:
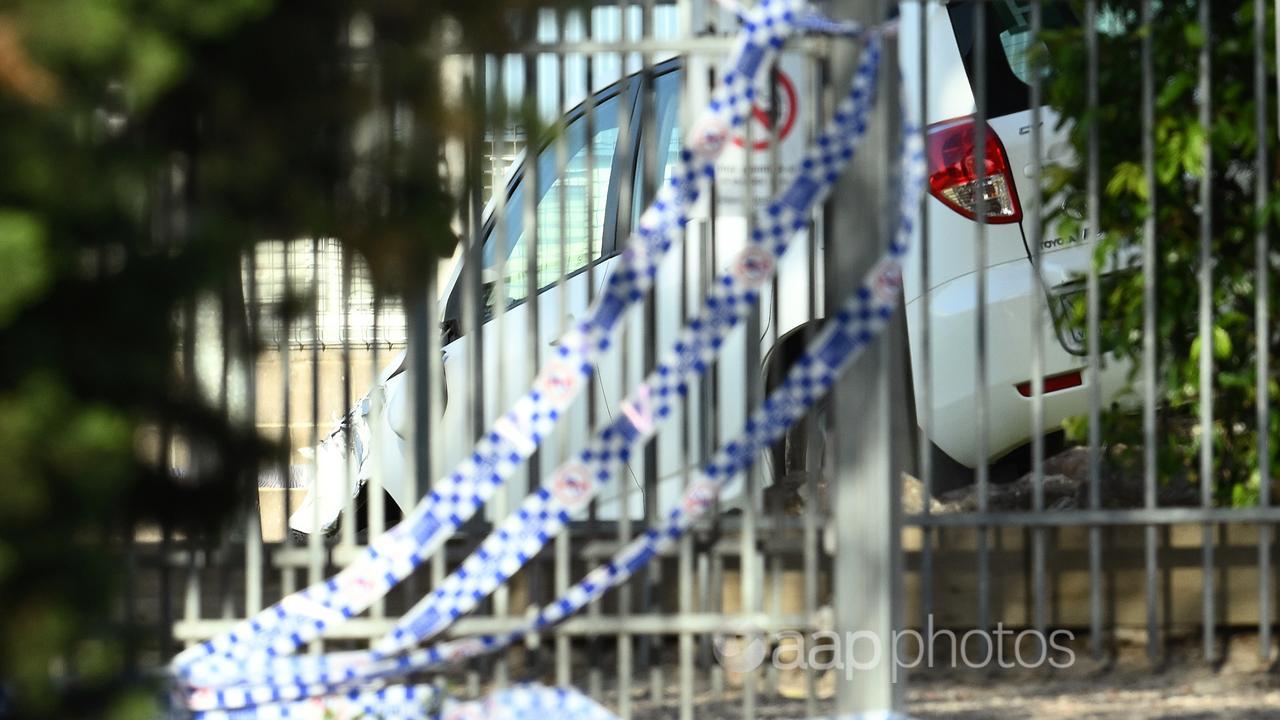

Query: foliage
left=0, top=0, right=547, bottom=716
left=1042, top=1, right=1279, bottom=504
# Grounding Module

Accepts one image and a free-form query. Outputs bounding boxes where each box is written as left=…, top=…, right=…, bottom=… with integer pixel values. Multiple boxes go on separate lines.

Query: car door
left=426, top=77, right=637, bottom=515
left=589, top=54, right=818, bottom=519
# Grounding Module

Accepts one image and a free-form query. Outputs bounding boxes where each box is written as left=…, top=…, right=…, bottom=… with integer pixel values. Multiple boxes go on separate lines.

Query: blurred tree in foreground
left=1043, top=1, right=1278, bottom=503
left=0, top=0, right=537, bottom=716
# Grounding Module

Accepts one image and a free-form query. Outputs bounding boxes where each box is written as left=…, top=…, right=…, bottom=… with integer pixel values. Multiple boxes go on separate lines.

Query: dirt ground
left=620, top=634, right=1280, bottom=719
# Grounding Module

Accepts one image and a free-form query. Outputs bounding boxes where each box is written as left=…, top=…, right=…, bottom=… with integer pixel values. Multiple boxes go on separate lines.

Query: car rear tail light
left=926, top=116, right=1023, bottom=224
left=1016, top=370, right=1083, bottom=398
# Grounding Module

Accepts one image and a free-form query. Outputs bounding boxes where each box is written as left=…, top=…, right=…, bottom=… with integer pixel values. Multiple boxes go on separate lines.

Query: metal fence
left=141, top=1, right=1277, bottom=717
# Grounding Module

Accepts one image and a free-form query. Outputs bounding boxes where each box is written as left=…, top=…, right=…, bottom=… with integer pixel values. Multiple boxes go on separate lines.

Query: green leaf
left=1189, top=325, right=1236, bottom=364
left=1156, top=72, right=1195, bottom=110
left=1183, top=123, right=1207, bottom=177
left=1106, top=161, right=1147, bottom=200
left=0, top=210, right=50, bottom=326
left=127, top=31, right=186, bottom=107
left=1213, top=325, right=1232, bottom=359
left=1183, top=21, right=1205, bottom=48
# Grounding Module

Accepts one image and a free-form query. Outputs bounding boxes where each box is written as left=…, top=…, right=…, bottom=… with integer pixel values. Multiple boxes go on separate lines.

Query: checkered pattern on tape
left=337, top=92, right=912, bottom=697
left=172, top=0, right=801, bottom=684
left=176, top=32, right=884, bottom=706
left=191, top=684, right=439, bottom=720
left=369, top=31, right=883, bottom=659
left=183, top=123, right=924, bottom=706
left=180, top=12, right=912, bottom=708
left=381, top=486, right=576, bottom=652
left=186, top=658, right=428, bottom=714
left=525, top=131, right=929, bottom=634
left=396, top=111, right=929, bottom=680
left=443, top=685, right=618, bottom=720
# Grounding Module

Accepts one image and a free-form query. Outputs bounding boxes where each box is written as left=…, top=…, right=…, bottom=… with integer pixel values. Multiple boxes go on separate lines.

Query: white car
left=290, top=0, right=1128, bottom=534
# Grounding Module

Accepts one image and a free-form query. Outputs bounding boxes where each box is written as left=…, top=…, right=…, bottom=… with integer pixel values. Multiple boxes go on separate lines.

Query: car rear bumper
left=906, top=256, right=1133, bottom=469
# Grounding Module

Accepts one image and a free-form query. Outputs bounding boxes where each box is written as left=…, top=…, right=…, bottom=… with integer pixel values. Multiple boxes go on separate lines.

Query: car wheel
left=763, top=316, right=973, bottom=509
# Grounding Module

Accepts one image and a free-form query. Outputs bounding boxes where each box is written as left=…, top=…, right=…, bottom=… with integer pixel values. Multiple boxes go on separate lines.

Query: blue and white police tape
left=173, top=0, right=810, bottom=681
left=370, top=36, right=883, bottom=659
left=188, top=683, right=612, bottom=720
left=188, top=684, right=440, bottom=720
left=178, top=35, right=883, bottom=711
left=714, top=0, right=867, bottom=37
left=178, top=99, right=924, bottom=711
left=189, top=680, right=915, bottom=720
left=373, top=115, right=924, bottom=684
left=440, top=685, right=617, bottom=720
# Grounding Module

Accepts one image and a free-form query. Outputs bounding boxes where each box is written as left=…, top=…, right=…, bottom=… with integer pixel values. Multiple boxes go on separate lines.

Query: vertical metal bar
left=615, top=3, right=634, bottom=714
left=521, top=27, right=543, bottom=669
left=581, top=7, right=605, bottom=701
left=462, top=48, right=488, bottom=694
left=917, top=0, right=936, bottom=639
left=762, top=15, right=784, bottom=704
left=1146, top=0, right=1167, bottom=666
left=308, top=239, right=324, bottom=621
left=1141, top=0, right=1160, bottom=665
left=830, top=0, right=902, bottom=711
left=801, top=26, right=826, bottom=718
left=709, top=548, right=725, bottom=699
left=368, top=288, right=385, bottom=621
left=1084, top=0, right=1105, bottom=661
left=739, top=43, right=760, bottom=720
left=217, top=273, right=235, bottom=623
left=676, top=8, right=696, bottom=718
left=637, top=0, right=661, bottom=692
left=183, top=543, right=201, bottom=646
left=972, top=0, right=991, bottom=643
left=489, top=44, right=512, bottom=690
left=340, top=246, right=356, bottom=552
left=553, top=5, right=573, bottom=689
left=1028, top=0, right=1048, bottom=648
left=335, top=19, right=355, bottom=563
left=366, top=32, right=388, bottom=621
left=279, top=242, right=294, bottom=598
left=244, top=250, right=263, bottom=616
left=1196, top=0, right=1216, bottom=663
left=423, top=269, right=443, bottom=592
left=1256, top=0, right=1274, bottom=665
left=700, top=43, right=722, bottom=707
left=804, top=60, right=824, bottom=714
left=169, top=297, right=192, bottom=659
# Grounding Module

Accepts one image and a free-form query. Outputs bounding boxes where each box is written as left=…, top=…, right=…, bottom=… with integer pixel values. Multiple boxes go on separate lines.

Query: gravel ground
left=615, top=635, right=1280, bottom=719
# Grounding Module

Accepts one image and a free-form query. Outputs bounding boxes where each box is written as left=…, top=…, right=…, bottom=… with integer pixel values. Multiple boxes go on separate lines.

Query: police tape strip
left=193, top=681, right=918, bottom=720
left=172, top=0, right=817, bottom=681
left=176, top=71, right=924, bottom=712
left=440, top=685, right=618, bottom=720
left=356, top=112, right=921, bottom=693
left=188, top=684, right=440, bottom=720
left=188, top=684, right=611, bottom=720
left=370, top=37, right=883, bottom=659
left=177, top=35, right=882, bottom=714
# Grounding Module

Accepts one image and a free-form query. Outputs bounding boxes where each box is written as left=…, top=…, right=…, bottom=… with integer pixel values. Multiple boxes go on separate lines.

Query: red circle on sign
left=733, top=70, right=799, bottom=151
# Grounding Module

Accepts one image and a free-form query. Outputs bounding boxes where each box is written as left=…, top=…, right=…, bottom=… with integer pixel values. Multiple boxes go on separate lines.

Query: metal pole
left=827, top=0, right=902, bottom=713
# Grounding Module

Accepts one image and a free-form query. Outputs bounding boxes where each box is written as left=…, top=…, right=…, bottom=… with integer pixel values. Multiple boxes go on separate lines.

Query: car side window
left=482, top=91, right=624, bottom=313
left=632, top=70, right=683, bottom=222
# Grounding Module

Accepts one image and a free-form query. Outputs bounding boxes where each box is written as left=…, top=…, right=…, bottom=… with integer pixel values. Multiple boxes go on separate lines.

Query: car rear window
left=946, top=0, right=1079, bottom=118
